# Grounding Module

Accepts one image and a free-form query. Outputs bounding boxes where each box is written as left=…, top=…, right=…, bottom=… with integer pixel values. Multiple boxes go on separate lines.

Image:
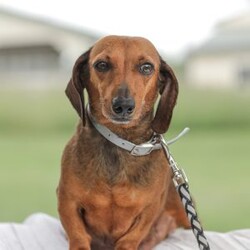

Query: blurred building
left=185, top=11, right=250, bottom=88
left=0, top=7, right=99, bottom=88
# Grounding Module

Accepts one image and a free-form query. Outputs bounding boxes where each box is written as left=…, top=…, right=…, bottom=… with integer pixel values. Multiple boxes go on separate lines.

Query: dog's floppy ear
left=151, top=58, right=178, bottom=134
left=65, top=48, right=91, bottom=125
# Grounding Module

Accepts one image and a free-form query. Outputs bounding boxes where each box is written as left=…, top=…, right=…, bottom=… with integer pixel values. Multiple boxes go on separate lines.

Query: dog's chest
left=81, top=137, right=162, bottom=186
left=76, top=132, right=169, bottom=238
left=82, top=182, right=163, bottom=239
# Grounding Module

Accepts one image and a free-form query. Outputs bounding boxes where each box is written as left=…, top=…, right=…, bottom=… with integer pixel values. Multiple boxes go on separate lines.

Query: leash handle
left=160, top=134, right=210, bottom=250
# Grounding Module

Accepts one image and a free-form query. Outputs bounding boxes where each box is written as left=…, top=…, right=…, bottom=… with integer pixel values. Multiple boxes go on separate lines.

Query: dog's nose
left=112, top=96, right=135, bottom=117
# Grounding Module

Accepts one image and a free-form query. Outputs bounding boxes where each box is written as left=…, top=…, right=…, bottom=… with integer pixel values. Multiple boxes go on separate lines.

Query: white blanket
left=0, top=213, right=249, bottom=250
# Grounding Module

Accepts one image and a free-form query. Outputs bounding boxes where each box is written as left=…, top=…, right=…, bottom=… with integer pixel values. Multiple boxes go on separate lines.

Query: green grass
left=0, top=87, right=250, bottom=232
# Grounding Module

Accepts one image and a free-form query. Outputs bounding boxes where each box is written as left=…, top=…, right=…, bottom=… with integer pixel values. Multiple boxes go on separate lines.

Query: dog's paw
left=69, top=239, right=91, bottom=250
left=139, top=214, right=177, bottom=250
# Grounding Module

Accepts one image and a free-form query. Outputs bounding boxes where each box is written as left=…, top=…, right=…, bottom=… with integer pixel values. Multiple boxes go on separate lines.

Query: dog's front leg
left=58, top=190, right=91, bottom=250
left=114, top=205, right=158, bottom=250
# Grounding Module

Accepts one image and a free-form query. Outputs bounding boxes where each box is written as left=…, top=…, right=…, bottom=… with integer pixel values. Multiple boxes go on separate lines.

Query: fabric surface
left=0, top=213, right=249, bottom=250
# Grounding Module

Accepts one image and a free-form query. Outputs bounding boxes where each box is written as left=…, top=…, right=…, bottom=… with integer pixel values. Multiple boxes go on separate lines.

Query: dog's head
left=66, top=35, right=178, bottom=134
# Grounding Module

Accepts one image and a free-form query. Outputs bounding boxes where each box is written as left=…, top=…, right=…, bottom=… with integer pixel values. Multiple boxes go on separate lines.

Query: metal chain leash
left=160, top=130, right=210, bottom=250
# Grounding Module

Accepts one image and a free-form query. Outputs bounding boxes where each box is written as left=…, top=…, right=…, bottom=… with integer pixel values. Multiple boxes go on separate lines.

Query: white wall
left=0, top=11, right=98, bottom=88
left=185, top=51, right=250, bottom=88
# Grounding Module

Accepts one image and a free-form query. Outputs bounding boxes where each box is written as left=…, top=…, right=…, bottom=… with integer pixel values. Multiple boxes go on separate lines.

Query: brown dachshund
left=57, top=35, right=190, bottom=250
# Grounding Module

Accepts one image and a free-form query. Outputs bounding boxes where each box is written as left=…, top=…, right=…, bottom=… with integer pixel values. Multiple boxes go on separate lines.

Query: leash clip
left=172, top=168, right=189, bottom=188
left=160, top=130, right=189, bottom=188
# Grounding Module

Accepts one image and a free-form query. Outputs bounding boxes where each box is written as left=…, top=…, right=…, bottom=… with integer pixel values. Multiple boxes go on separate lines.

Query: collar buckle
left=130, top=143, right=155, bottom=156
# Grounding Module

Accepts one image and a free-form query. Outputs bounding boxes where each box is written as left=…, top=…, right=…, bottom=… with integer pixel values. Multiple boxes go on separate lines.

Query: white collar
left=87, top=105, right=189, bottom=157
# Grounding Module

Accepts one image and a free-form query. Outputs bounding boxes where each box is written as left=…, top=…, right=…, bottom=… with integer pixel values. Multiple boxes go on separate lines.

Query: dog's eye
left=94, top=61, right=110, bottom=72
left=139, top=63, right=154, bottom=75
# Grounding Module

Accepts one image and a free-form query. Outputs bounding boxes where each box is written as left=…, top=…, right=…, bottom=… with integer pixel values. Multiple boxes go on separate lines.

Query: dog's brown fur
left=57, top=35, right=190, bottom=250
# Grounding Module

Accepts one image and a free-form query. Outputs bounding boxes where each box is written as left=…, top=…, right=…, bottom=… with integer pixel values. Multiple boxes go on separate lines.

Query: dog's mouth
left=110, top=115, right=132, bottom=124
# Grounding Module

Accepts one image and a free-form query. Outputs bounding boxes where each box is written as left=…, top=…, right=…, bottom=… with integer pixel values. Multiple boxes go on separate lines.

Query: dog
left=57, top=35, right=190, bottom=250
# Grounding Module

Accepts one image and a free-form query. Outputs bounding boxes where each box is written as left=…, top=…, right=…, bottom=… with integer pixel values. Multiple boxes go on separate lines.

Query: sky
left=0, top=0, right=249, bottom=57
